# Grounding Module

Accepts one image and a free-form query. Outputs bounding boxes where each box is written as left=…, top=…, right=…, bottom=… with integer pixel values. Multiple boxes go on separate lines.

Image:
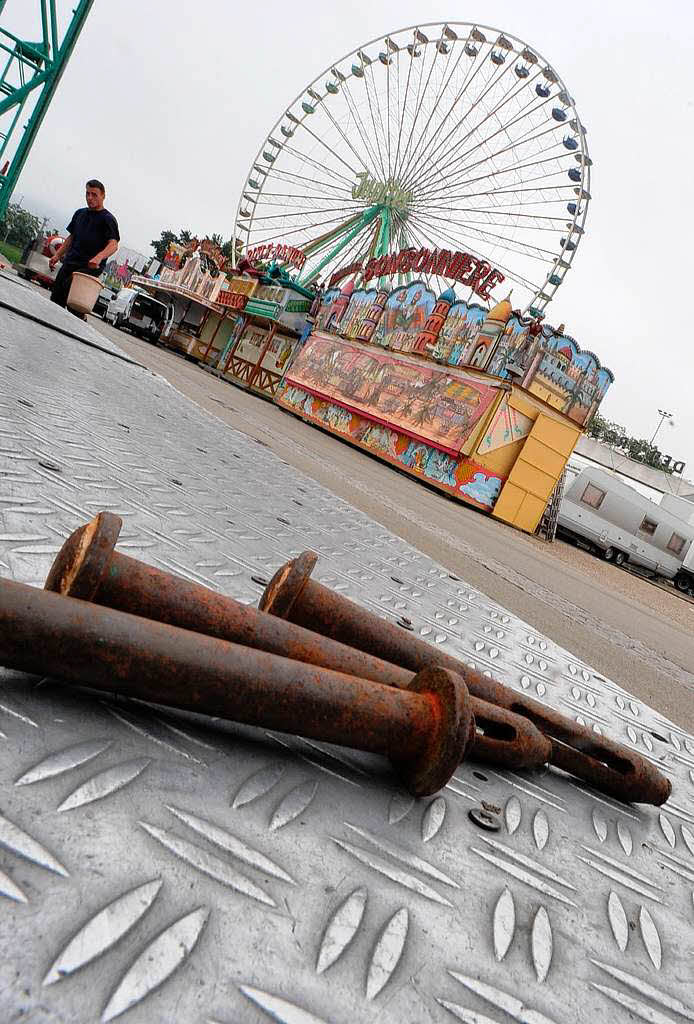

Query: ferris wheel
left=233, top=22, right=591, bottom=315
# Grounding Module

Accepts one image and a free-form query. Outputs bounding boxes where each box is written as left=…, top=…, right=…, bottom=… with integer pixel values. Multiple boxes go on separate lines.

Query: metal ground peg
left=2, top=577, right=477, bottom=797
left=260, top=552, right=672, bottom=806
left=44, top=513, right=551, bottom=771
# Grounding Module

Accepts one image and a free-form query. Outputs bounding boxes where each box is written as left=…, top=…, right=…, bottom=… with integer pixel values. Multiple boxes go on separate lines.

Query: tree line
left=150, top=228, right=242, bottom=265
left=586, top=412, right=673, bottom=473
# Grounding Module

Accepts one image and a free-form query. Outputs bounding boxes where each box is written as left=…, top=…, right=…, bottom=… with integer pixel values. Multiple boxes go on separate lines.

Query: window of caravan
left=639, top=516, right=658, bottom=536
left=667, top=533, right=686, bottom=555
left=581, top=482, right=606, bottom=509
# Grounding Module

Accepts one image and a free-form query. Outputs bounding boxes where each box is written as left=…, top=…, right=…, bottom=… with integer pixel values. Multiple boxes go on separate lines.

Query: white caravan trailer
left=558, top=466, right=694, bottom=593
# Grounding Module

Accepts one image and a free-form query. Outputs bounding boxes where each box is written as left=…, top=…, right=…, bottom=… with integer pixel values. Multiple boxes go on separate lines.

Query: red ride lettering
left=397, top=248, right=416, bottom=273
left=362, top=258, right=377, bottom=282
left=412, top=247, right=432, bottom=273
left=431, top=250, right=453, bottom=276
left=477, top=268, right=505, bottom=300
left=469, top=260, right=492, bottom=297
left=455, top=253, right=476, bottom=285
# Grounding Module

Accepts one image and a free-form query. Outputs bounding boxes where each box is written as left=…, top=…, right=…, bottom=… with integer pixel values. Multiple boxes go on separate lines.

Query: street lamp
left=650, top=408, right=674, bottom=446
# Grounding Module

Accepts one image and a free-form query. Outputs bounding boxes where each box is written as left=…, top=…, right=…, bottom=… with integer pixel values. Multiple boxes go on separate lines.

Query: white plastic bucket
left=67, top=272, right=102, bottom=314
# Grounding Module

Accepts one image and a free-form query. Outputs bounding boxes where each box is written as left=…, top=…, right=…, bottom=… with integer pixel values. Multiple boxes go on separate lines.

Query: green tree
left=150, top=229, right=242, bottom=267
left=0, top=203, right=42, bottom=249
left=150, top=229, right=179, bottom=262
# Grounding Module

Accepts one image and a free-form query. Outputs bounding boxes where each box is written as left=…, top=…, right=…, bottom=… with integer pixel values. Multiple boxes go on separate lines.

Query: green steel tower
left=0, top=0, right=94, bottom=219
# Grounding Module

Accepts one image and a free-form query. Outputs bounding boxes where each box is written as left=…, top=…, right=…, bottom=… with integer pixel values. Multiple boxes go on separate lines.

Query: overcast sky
left=6, top=1, right=694, bottom=475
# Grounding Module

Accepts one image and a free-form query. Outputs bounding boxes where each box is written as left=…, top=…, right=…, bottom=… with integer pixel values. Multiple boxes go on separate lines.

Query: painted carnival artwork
left=373, top=282, right=436, bottom=351
left=339, top=287, right=377, bottom=340
left=433, top=298, right=487, bottom=366
left=485, top=315, right=615, bottom=426
left=477, top=402, right=534, bottom=455
left=279, top=384, right=505, bottom=510
left=310, top=279, right=615, bottom=432
left=285, top=333, right=499, bottom=454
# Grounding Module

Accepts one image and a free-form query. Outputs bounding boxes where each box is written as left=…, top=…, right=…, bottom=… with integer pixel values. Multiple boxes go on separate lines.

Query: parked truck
left=104, top=287, right=173, bottom=342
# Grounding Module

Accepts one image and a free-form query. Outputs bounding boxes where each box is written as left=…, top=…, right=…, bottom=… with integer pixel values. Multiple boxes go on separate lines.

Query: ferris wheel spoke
left=251, top=192, right=363, bottom=210
left=409, top=68, right=549, bottom=196
left=411, top=202, right=570, bottom=227
left=417, top=161, right=582, bottom=206
left=296, top=108, right=372, bottom=179
left=247, top=203, right=368, bottom=223
left=400, top=54, right=517, bottom=193
left=391, top=32, right=419, bottom=181
left=392, top=30, right=433, bottom=182
left=406, top=210, right=545, bottom=292
left=341, top=75, right=388, bottom=182
left=261, top=166, right=353, bottom=200
left=422, top=88, right=554, bottom=194
left=410, top=208, right=561, bottom=260
left=414, top=138, right=570, bottom=206
left=395, top=30, right=463, bottom=187
left=397, top=37, right=498, bottom=190
left=249, top=210, right=377, bottom=247
left=279, top=141, right=357, bottom=190
left=361, top=57, right=390, bottom=182
left=434, top=74, right=551, bottom=184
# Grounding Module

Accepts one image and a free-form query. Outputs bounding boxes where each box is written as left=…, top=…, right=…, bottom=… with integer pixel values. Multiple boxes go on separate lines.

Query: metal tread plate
left=0, top=298, right=692, bottom=1024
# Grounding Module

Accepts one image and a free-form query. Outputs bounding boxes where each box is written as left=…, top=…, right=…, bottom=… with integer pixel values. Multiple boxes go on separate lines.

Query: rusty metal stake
left=44, top=513, right=550, bottom=771
left=259, top=552, right=672, bottom=806
left=1, top=576, right=475, bottom=797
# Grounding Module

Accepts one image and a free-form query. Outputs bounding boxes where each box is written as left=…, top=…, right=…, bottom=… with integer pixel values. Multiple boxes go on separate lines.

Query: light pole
left=650, top=408, right=673, bottom=446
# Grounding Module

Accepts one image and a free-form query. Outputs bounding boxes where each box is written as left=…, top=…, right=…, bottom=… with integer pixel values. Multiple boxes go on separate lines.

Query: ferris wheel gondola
left=233, top=22, right=591, bottom=315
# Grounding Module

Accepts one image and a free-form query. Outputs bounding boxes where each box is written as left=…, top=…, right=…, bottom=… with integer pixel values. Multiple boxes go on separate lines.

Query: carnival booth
left=276, top=251, right=614, bottom=534
left=132, top=239, right=234, bottom=360
left=216, top=265, right=313, bottom=398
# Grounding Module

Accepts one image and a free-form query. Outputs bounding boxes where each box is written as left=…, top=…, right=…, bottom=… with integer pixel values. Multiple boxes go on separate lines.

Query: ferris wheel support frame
left=301, top=203, right=382, bottom=285
left=0, top=0, right=94, bottom=221
left=234, top=21, right=591, bottom=316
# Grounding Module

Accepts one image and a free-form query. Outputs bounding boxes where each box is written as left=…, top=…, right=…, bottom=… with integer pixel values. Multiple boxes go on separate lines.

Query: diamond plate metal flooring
left=0, top=296, right=692, bottom=1023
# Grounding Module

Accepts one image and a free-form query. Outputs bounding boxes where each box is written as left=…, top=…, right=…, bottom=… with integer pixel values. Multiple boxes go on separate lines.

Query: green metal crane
left=0, top=0, right=94, bottom=219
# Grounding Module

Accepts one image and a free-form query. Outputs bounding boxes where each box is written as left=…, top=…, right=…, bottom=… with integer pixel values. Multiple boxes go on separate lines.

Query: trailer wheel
left=602, top=547, right=615, bottom=561
left=676, top=576, right=690, bottom=592
left=614, top=551, right=626, bottom=566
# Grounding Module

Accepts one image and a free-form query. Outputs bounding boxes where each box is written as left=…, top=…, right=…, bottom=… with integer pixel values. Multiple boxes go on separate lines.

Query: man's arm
left=49, top=235, right=72, bottom=271
left=88, top=237, right=119, bottom=269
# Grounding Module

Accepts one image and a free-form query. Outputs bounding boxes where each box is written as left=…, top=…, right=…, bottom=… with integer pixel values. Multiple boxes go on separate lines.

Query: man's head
left=85, top=180, right=105, bottom=210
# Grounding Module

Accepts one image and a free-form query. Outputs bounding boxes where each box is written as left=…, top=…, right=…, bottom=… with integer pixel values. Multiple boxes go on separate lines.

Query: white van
left=105, top=288, right=173, bottom=342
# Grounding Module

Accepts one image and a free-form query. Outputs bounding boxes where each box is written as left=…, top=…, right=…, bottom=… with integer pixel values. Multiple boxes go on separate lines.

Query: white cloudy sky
left=6, top=0, right=694, bottom=472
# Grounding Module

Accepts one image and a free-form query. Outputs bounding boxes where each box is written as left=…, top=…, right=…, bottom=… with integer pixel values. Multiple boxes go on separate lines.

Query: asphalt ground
left=81, top=312, right=694, bottom=733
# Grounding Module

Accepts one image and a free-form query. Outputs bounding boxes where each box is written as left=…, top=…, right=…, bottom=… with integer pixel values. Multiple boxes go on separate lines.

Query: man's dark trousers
left=50, top=263, right=100, bottom=308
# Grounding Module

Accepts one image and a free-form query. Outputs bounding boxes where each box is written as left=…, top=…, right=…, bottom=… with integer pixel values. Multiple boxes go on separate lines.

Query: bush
left=0, top=241, right=22, bottom=264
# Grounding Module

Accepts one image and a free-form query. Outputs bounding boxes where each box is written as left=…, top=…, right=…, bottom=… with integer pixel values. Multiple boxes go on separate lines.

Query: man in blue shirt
left=49, top=179, right=120, bottom=310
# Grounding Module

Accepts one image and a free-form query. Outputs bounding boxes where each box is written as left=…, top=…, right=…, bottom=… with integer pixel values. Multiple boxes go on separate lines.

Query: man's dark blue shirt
left=65, top=207, right=120, bottom=270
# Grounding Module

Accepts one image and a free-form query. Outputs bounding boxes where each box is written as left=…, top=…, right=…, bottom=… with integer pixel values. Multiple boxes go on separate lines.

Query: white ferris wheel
left=233, top=22, right=591, bottom=315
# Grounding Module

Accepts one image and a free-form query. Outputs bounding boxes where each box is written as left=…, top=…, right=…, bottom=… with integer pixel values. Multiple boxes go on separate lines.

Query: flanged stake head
left=394, top=665, right=474, bottom=797
left=259, top=550, right=317, bottom=619
left=45, top=512, right=122, bottom=600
